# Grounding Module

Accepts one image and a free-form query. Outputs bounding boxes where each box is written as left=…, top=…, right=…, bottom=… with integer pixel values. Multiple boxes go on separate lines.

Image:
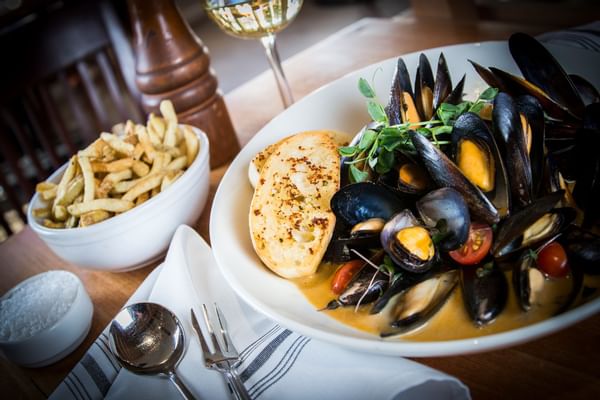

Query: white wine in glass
left=203, top=0, right=303, bottom=108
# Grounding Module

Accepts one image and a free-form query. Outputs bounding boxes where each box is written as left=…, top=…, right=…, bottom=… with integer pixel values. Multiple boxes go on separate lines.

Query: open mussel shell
left=509, top=32, right=584, bottom=120
left=410, top=130, right=500, bottom=225
left=324, top=232, right=382, bottom=262
left=386, top=58, right=419, bottom=125
left=381, top=210, right=438, bottom=273
left=492, top=191, right=574, bottom=259
left=493, top=93, right=533, bottom=210
left=468, top=59, right=506, bottom=92
left=325, top=261, right=389, bottom=310
left=414, top=53, right=435, bottom=121
left=378, top=154, right=433, bottom=195
left=330, top=182, right=409, bottom=228
left=488, top=67, right=571, bottom=121
left=444, top=73, right=466, bottom=106
left=516, top=95, right=545, bottom=198
left=461, top=261, right=508, bottom=326
left=416, top=187, right=470, bottom=251
left=432, top=53, right=452, bottom=112
left=452, top=112, right=510, bottom=215
left=379, top=270, right=458, bottom=337
left=513, top=242, right=583, bottom=314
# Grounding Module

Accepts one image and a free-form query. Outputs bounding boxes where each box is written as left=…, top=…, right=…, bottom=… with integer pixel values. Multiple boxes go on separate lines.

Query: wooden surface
left=1, top=15, right=600, bottom=399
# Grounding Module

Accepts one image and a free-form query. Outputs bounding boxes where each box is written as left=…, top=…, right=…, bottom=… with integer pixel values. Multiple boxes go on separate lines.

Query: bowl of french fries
left=27, top=100, right=210, bottom=271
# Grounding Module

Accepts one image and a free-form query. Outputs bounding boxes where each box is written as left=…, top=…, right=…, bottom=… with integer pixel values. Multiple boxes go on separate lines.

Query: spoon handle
left=169, top=372, right=196, bottom=400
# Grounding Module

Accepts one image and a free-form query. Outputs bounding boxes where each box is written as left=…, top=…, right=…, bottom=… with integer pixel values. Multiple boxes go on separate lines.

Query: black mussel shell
left=513, top=251, right=542, bottom=311
left=370, top=269, right=433, bottom=315
left=414, top=53, right=435, bottom=121
left=489, top=67, right=570, bottom=120
left=492, top=191, right=572, bottom=259
left=416, top=187, right=470, bottom=251
left=331, top=182, right=409, bottom=228
left=386, top=58, right=415, bottom=125
left=444, top=74, right=466, bottom=106
left=410, top=130, right=500, bottom=225
left=326, top=265, right=389, bottom=310
left=324, top=233, right=381, bottom=262
left=468, top=60, right=505, bottom=92
left=509, top=32, right=584, bottom=120
left=461, top=261, right=508, bottom=325
left=493, top=92, right=533, bottom=210
left=380, top=270, right=458, bottom=337
left=381, top=210, right=438, bottom=273
left=452, top=112, right=510, bottom=215
left=378, top=155, right=433, bottom=196
left=516, top=95, right=545, bottom=198
left=432, top=53, right=453, bottom=113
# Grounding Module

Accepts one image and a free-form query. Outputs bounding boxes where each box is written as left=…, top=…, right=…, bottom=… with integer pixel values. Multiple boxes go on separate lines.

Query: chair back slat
left=22, top=92, right=61, bottom=169
left=58, top=70, right=100, bottom=144
left=96, top=50, right=130, bottom=121
left=76, top=60, right=111, bottom=131
left=0, top=126, right=34, bottom=203
left=1, top=108, right=46, bottom=181
left=38, top=85, right=77, bottom=155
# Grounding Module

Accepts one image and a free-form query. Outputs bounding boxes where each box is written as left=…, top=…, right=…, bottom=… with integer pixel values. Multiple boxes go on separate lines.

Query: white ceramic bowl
left=27, top=127, right=210, bottom=271
left=0, top=271, right=93, bottom=367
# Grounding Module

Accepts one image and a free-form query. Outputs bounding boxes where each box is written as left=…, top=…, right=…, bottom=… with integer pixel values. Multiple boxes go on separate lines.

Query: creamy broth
left=293, top=262, right=600, bottom=340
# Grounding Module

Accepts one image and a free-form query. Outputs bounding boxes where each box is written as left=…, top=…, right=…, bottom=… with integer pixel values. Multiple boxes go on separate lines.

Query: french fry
left=33, top=207, right=51, bottom=219
left=135, top=191, right=150, bottom=206
left=183, top=126, right=199, bottom=167
left=136, top=125, right=156, bottom=162
left=132, top=160, right=150, bottom=177
left=161, top=170, right=184, bottom=191
left=67, top=198, right=134, bottom=216
left=112, top=178, right=140, bottom=194
left=122, top=172, right=165, bottom=202
left=34, top=101, right=199, bottom=229
left=91, top=157, right=134, bottom=173
left=100, top=132, right=135, bottom=156
left=54, top=155, right=78, bottom=207
left=78, top=156, right=95, bottom=203
left=59, top=176, right=84, bottom=206
left=80, top=210, right=111, bottom=227
left=149, top=113, right=166, bottom=139
left=167, top=155, right=187, bottom=172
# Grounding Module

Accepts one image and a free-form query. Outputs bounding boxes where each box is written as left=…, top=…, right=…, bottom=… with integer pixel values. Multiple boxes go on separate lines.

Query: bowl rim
left=27, top=126, right=209, bottom=239
left=0, top=270, right=86, bottom=345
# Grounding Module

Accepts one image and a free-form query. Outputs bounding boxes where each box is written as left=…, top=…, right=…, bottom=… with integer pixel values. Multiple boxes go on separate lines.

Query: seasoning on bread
left=248, top=130, right=351, bottom=188
left=249, top=130, right=342, bottom=278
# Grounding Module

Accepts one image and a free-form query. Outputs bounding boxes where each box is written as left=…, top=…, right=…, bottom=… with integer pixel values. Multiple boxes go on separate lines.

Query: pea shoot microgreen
left=340, top=78, right=498, bottom=183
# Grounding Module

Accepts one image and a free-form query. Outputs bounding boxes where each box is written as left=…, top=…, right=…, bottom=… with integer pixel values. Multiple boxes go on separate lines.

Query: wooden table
left=2, top=15, right=599, bottom=399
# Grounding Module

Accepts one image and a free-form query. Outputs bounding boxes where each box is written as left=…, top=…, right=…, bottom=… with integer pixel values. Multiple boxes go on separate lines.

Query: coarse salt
left=0, top=271, right=79, bottom=342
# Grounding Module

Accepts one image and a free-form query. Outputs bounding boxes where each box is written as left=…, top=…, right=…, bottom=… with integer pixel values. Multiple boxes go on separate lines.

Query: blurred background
left=0, top=0, right=598, bottom=241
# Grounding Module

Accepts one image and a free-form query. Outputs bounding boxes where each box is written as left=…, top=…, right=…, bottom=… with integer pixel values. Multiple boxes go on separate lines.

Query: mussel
left=410, top=130, right=500, bottom=225
left=461, top=261, right=508, bottom=325
left=378, top=154, right=433, bottom=195
left=380, top=210, right=437, bottom=273
left=451, top=112, right=510, bottom=215
left=324, top=262, right=389, bottom=310
left=416, top=187, right=470, bottom=251
left=493, top=93, right=533, bottom=210
left=380, top=270, right=458, bottom=337
left=492, top=191, right=575, bottom=259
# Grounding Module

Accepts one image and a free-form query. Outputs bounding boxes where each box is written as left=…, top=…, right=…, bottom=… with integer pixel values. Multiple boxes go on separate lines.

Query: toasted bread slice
left=249, top=130, right=341, bottom=278
left=248, top=130, right=351, bottom=188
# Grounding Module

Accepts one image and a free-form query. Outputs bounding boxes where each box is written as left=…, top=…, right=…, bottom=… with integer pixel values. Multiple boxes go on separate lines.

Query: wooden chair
left=0, top=0, right=142, bottom=239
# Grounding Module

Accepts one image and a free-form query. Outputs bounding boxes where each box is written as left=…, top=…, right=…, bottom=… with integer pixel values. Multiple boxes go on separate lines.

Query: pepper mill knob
left=128, top=0, right=239, bottom=168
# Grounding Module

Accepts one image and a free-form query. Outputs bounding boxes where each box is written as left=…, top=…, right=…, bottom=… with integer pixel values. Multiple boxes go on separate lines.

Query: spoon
left=108, top=302, right=195, bottom=399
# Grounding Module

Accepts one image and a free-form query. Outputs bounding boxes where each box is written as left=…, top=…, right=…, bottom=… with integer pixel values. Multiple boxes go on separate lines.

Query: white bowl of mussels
left=210, top=34, right=600, bottom=356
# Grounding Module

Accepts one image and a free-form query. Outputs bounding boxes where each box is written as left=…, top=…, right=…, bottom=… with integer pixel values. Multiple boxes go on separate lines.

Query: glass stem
left=260, top=34, right=294, bottom=108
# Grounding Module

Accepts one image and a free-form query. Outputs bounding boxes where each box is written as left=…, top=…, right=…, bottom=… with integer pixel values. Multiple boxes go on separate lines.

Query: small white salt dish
left=0, top=270, right=93, bottom=367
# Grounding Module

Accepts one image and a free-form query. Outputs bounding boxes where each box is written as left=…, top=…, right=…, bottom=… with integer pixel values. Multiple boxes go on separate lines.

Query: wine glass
left=203, top=0, right=303, bottom=108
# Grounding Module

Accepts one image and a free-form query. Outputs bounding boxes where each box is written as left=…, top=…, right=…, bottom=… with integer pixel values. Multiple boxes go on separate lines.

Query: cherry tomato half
left=331, top=259, right=364, bottom=294
left=449, top=222, right=493, bottom=265
left=536, top=241, right=569, bottom=278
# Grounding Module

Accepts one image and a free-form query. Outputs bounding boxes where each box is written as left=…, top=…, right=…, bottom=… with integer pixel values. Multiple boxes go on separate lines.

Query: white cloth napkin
left=51, top=225, right=470, bottom=400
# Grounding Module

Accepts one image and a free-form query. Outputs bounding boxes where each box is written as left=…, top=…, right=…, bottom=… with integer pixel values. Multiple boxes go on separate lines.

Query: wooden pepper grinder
left=128, top=0, right=239, bottom=168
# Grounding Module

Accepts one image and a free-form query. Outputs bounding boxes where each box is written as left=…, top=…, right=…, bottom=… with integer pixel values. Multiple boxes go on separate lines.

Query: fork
left=191, top=304, right=252, bottom=400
